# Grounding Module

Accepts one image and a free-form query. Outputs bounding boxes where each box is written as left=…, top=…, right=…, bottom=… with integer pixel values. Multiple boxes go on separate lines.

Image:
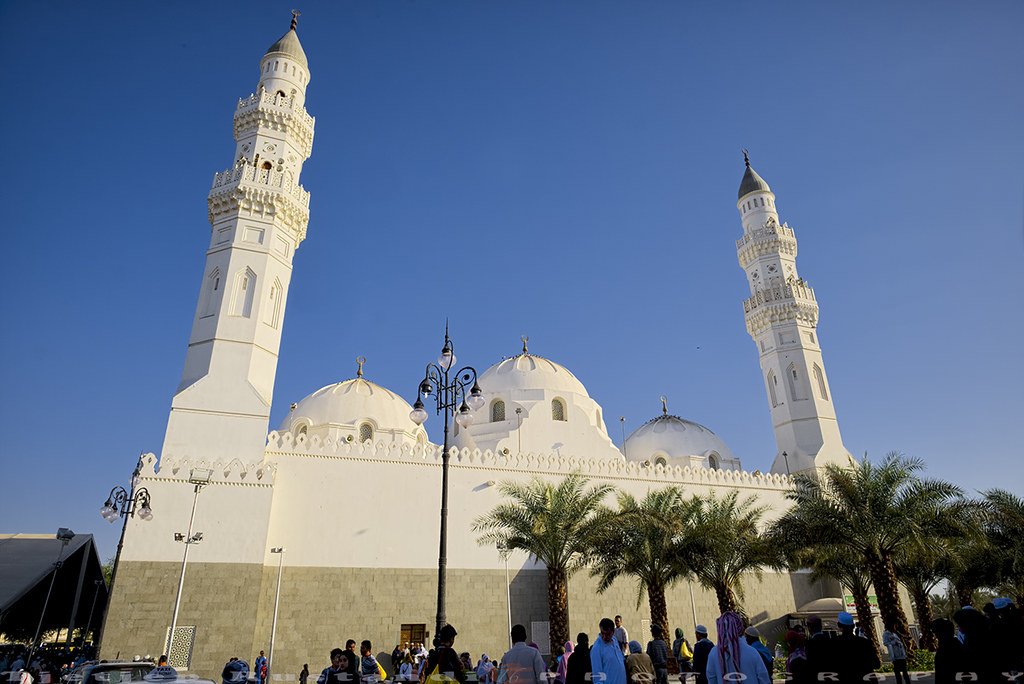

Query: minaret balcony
left=234, top=92, right=315, bottom=157
left=211, top=163, right=310, bottom=208
left=736, top=222, right=797, bottom=265
left=742, top=280, right=816, bottom=315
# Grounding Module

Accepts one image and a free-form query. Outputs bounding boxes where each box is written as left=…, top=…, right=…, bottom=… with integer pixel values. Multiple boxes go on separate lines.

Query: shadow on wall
left=508, top=568, right=548, bottom=638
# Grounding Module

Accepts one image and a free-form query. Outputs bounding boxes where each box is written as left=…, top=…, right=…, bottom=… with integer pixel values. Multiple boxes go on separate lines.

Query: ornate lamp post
left=97, top=455, right=153, bottom=649
left=408, top=326, right=485, bottom=643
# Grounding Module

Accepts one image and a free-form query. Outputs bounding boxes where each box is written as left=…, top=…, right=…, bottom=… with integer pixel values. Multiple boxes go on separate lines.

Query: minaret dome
left=258, top=17, right=310, bottom=107
left=737, top=151, right=778, bottom=233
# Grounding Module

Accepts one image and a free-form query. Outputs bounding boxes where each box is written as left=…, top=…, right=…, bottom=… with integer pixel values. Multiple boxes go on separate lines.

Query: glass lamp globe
left=100, top=504, right=116, bottom=521
left=410, top=404, right=429, bottom=426
left=437, top=351, right=456, bottom=370
left=455, top=406, right=474, bottom=428
left=138, top=506, right=153, bottom=521
left=467, top=383, right=485, bottom=410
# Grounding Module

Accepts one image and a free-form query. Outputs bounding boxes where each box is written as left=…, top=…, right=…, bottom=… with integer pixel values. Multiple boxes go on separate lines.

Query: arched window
left=767, top=370, right=778, bottom=408
left=813, top=364, right=828, bottom=400
left=491, top=400, right=505, bottom=422
left=358, top=423, right=374, bottom=443
left=296, top=424, right=308, bottom=437
left=551, top=398, right=566, bottom=422
left=263, top=278, right=283, bottom=329
left=202, top=268, right=221, bottom=318
left=230, top=267, right=256, bottom=318
left=787, top=363, right=807, bottom=401
left=655, top=456, right=667, bottom=467
left=708, top=454, right=720, bottom=470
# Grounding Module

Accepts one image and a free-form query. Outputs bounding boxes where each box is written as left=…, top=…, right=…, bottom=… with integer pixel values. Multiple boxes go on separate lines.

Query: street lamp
left=96, top=454, right=153, bottom=650
left=268, top=548, right=285, bottom=676
left=167, top=468, right=212, bottom=662
left=495, top=542, right=512, bottom=648
left=28, top=528, right=76, bottom=666
left=408, top=324, right=484, bottom=643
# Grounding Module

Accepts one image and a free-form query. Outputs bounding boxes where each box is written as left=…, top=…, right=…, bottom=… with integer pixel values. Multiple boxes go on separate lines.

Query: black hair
left=511, top=625, right=528, bottom=643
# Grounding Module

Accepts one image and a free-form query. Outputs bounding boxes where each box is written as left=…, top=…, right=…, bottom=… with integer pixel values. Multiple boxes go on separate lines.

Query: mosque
left=102, top=20, right=863, bottom=677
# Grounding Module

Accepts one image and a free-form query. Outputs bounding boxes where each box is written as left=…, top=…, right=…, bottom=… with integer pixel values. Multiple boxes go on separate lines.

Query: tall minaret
left=161, top=16, right=315, bottom=465
left=735, top=153, right=850, bottom=474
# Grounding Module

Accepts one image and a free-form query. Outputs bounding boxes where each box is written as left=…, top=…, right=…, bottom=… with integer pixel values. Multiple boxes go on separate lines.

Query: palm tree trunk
left=865, top=550, right=912, bottom=649
left=851, top=585, right=880, bottom=656
left=548, top=566, right=569, bottom=649
left=954, top=583, right=975, bottom=610
left=648, top=580, right=669, bottom=638
left=910, top=589, right=935, bottom=650
left=714, top=583, right=737, bottom=614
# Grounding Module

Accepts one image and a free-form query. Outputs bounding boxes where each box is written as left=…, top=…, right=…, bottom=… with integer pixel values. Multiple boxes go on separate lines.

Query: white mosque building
left=102, top=20, right=861, bottom=676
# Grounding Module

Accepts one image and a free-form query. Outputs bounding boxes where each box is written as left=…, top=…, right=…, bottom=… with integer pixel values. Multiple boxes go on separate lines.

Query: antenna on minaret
left=742, top=149, right=750, bottom=167
left=356, top=356, right=366, bottom=378
left=290, top=9, right=301, bottom=30
left=521, top=335, right=529, bottom=354
left=660, top=395, right=668, bottom=415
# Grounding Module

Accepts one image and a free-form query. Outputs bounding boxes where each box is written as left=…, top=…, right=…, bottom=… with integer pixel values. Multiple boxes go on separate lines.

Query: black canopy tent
left=0, top=534, right=109, bottom=644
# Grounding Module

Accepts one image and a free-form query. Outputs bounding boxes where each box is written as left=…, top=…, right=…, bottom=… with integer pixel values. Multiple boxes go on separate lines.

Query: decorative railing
left=235, top=91, right=315, bottom=130
left=736, top=222, right=795, bottom=249
left=743, top=280, right=816, bottom=314
left=211, top=162, right=310, bottom=207
left=262, top=431, right=794, bottom=491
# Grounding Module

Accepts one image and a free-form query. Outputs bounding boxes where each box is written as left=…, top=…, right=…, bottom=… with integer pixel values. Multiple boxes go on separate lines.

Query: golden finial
left=290, top=9, right=301, bottom=30
left=660, top=395, right=668, bottom=415
left=356, top=356, right=366, bottom=378
left=521, top=335, right=529, bottom=354
left=742, top=149, right=750, bottom=167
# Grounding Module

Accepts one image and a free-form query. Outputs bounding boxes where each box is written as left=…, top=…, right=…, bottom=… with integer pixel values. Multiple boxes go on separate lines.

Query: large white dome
left=478, top=352, right=589, bottom=397
left=623, top=411, right=739, bottom=470
left=280, top=376, right=424, bottom=445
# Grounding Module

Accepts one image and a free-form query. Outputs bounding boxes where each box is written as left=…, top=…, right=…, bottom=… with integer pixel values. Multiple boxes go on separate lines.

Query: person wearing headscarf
left=566, top=633, right=591, bottom=684
left=476, top=655, right=495, bottom=684
left=784, top=631, right=810, bottom=684
left=556, top=642, right=574, bottom=684
left=672, top=629, right=693, bottom=673
left=704, top=612, right=770, bottom=684
left=625, top=641, right=655, bottom=684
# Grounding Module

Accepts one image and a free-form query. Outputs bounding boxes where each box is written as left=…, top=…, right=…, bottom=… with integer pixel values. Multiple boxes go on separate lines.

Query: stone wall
left=103, top=562, right=829, bottom=679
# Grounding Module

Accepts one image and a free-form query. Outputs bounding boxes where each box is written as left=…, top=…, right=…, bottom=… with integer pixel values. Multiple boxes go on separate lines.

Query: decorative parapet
left=234, top=92, right=315, bottom=158
left=736, top=222, right=797, bottom=266
left=138, top=451, right=277, bottom=487
left=208, top=161, right=311, bottom=238
left=743, top=280, right=817, bottom=314
left=211, top=163, right=310, bottom=207
left=264, top=431, right=793, bottom=492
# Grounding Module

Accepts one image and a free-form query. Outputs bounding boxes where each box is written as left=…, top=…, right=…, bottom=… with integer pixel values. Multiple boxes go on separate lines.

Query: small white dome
left=281, top=377, right=420, bottom=440
left=478, top=353, right=589, bottom=397
left=623, top=413, right=737, bottom=469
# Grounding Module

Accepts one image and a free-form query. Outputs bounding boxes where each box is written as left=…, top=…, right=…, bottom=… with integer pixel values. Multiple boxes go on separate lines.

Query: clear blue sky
left=1, top=1, right=1021, bottom=561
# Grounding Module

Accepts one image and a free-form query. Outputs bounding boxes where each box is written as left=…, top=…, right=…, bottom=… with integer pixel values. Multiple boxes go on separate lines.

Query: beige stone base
left=102, top=562, right=834, bottom=680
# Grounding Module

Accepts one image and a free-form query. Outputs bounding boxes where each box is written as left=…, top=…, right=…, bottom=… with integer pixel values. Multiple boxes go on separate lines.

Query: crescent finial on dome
left=660, top=395, right=668, bottom=415
left=521, top=335, right=529, bottom=354
left=356, top=356, right=366, bottom=378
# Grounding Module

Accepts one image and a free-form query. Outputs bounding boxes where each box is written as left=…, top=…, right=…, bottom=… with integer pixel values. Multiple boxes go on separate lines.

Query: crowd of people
left=0, top=644, right=97, bottom=684
left=305, top=600, right=1022, bottom=684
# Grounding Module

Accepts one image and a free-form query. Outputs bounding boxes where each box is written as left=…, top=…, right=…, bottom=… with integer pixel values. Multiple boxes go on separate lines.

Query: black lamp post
left=96, top=455, right=153, bottom=650
left=409, top=325, right=485, bottom=643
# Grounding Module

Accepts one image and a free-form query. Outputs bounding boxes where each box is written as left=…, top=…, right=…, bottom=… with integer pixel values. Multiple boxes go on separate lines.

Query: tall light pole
left=496, top=542, right=512, bottom=648
left=408, top=324, right=485, bottom=643
left=167, top=468, right=212, bottom=661
left=97, top=454, right=154, bottom=650
left=28, top=528, right=76, bottom=666
left=268, top=547, right=285, bottom=676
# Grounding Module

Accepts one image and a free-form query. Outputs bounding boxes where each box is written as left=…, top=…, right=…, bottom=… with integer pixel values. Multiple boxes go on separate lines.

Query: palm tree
left=589, top=487, right=700, bottom=636
left=799, top=544, right=881, bottom=655
left=772, top=452, right=969, bottom=650
left=676, top=490, right=770, bottom=614
left=894, top=543, right=946, bottom=650
left=982, top=489, right=1024, bottom=604
left=473, top=473, right=614, bottom=649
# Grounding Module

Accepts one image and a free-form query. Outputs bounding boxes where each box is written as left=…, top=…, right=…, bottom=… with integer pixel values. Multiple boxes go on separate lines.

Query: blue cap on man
left=837, top=612, right=854, bottom=626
